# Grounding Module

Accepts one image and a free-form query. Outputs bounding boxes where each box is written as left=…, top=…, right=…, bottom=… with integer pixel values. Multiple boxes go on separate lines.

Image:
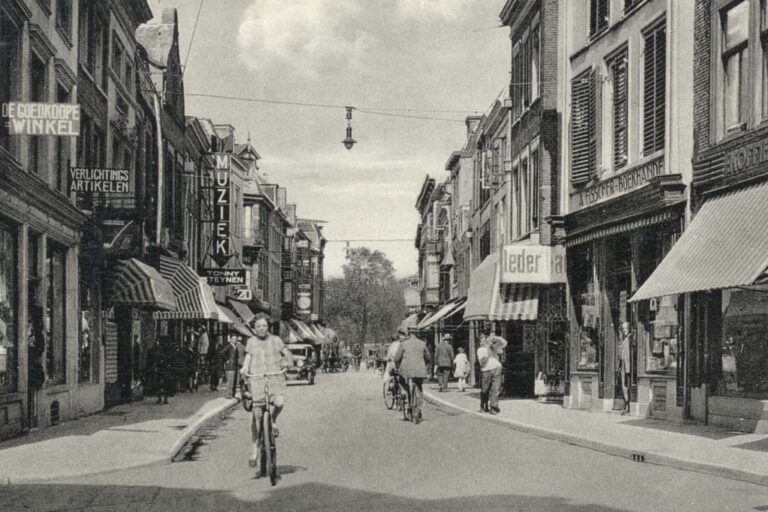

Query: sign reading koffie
left=2, top=102, right=80, bottom=135
left=69, top=167, right=130, bottom=193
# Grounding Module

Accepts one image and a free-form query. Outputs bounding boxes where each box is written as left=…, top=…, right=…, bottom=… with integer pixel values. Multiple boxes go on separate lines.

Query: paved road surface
left=2, top=371, right=767, bottom=511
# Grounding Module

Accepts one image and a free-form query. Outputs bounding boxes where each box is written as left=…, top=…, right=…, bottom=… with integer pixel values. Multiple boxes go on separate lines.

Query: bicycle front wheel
left=263, top=409, right=277, bottom=485
left=383, top=381, right=395, bottom=410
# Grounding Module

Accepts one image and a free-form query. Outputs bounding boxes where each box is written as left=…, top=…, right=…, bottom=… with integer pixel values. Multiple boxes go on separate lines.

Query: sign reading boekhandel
left=2, top=102, right=80, bottom=136
left=69, top=167, right=130, bottom=193
left=501, top=244, right=566, bottom=284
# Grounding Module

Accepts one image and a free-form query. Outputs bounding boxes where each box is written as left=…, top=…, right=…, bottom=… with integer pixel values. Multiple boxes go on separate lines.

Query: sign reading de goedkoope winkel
left=2, top=102, right=80, bottom=135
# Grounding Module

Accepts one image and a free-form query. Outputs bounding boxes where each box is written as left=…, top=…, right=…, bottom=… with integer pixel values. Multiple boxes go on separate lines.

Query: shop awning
left=281, top=321, right=302, bottom=343
left=228, top=299, right=255, bottom=324
left=309, top=323, right=330, bottom=344
left=218, top=303, right=250, bottom=334
left=153, top=256, right=223, bottom=320
left=418, top=299, right=466, bottom=329
left=464, top=253, right=499, bottom=320
left=416, top=309, right=439, bottom=330
left=631, top=181, right=768, bottom=302
left=111, top=258, right=176, bottom=310
left=290, top=319, right=317, bottom=342
left=322, top=326, right=338, bottom=341
left=490, top=284, right=539, bottom=321
left=399, top=313, right=420, bottom=332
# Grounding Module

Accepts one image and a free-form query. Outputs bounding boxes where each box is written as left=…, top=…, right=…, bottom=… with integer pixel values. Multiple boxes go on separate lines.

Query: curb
left=423, top=391, right=768, bottom=488
left=0, top=398, right=238, bottom=485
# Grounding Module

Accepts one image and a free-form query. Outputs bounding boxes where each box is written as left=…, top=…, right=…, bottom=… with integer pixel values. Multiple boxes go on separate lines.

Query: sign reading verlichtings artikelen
left=2, top=102, right=80, bottom=136
left=68, top=168, right=130, bottom=193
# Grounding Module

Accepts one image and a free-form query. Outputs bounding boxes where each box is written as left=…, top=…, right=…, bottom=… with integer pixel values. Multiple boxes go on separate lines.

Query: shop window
left=643, top=21, right=666, bottom=155
left=645, top=295, right=680, bottom=372
left=571, top=246, right=598, bottom=370
left=590, top=0, right=609, bottom=38
left=721, top=2, right=749, bottom=134
left=0, top=13, right=20, bottom=151
left=0, top=222, right=18, bottom=393
left=718, top=290, right=768, bottom=398
left=571, top=68, right=600, bottom=187
left=46, top=241, right=67, bottom=385
left=78, top=261, right=93, bottom=383
left=610, top=49, right=628, bottom=170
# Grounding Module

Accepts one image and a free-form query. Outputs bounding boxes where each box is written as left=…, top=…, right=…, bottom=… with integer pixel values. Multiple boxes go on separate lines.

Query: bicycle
left=383, top=369, right=405, bottom=411
left=402, top=378, right=422, bottom=424
left=241, top=370, right=285, bottom=486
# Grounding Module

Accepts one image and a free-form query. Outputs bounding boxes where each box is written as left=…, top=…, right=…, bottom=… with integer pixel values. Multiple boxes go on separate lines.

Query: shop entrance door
left=607, top=235, right=632, bottom=410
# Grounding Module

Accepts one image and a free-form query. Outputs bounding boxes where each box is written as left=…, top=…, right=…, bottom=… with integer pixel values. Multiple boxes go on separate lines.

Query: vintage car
left=285, top=343, right=316, bottom=385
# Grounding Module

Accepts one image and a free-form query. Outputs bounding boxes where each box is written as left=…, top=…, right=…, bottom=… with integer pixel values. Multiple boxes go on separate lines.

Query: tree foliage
left=325, top=248, right=408, bottom=346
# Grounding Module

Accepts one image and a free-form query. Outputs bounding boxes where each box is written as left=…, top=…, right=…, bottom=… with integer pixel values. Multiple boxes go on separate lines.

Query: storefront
left=565, top=169, right=687, bottom=418
left=631, top=180, right=768, bottom=431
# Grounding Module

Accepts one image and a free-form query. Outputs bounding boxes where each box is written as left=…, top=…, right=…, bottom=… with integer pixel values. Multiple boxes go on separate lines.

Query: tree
left=325, top=248, right=407, bottom=346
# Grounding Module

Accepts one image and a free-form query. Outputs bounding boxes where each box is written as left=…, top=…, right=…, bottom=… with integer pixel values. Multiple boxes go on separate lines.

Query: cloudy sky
left=151, top=0, right=509, bottom=278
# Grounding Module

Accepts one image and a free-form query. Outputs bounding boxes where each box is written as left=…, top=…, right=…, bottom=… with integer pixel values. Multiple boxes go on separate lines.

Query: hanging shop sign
left=235, top=288, right=252, bottom=301
left=211, top=153, right=232, bottom=267
left=2, top=102, right=80, bottom=135
left=204, top=268, right=246, bottom=286
left=68, top=167, right=130, bottom=194
left=501, top=245, right=566, bottom=284
left=570, top=156, right=664, bottom=211
left=297, top=290, right=312, bottom=316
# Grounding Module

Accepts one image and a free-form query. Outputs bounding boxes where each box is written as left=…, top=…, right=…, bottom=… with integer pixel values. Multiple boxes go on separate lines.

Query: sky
left=150, top=0, right=509, bottom=278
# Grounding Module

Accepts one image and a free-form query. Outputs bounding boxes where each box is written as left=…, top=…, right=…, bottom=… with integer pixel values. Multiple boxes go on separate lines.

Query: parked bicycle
left=241, top=369, right=285, bottom=486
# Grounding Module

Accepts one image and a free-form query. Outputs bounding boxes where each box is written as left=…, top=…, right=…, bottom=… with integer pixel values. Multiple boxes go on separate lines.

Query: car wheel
left=308, top=373, right=315, bottom=385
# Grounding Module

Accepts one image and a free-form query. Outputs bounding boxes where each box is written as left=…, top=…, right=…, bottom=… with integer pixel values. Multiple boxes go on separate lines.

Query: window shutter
left=643, top=23, right=666, bottom=155
left=613, top=54, right=628, bottom=168
left=571, top=69, right=599, bottom=186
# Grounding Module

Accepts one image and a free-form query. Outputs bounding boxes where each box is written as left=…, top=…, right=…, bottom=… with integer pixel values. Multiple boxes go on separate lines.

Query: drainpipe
left=153, top=93, right=164, bottom=245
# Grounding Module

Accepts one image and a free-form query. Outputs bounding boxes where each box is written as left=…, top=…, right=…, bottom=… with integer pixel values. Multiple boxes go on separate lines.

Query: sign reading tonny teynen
left=2, top=102, right=80, bottom=135
left=68, top=168, right=130, bottom=193
left=501, top=245, right=566, bottom=284
left=570, top=156, right=664, bottom=211
left=204, top=269, right=246, bottom=286
left=211, top=154, right=232, bottom=267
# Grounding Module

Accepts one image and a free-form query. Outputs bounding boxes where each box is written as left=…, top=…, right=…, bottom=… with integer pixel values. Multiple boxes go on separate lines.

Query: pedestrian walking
left=147, top=336, right=173, bottom=404
left=477, top=331, right=507, bottom=415
left=222, top=333, right=240, bottom=398
left=435, top=334, right=455, bottom=392
left=618, top=322, right=633, bottom=415
left=352, top=343, right=362, bottom=371
left=209, top=333, right=222, bottom=391
left=453, top=347, right=470, bottom=392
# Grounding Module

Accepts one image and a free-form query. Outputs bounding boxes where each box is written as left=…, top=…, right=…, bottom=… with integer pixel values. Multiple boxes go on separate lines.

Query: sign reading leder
left=501, top=245, right=566, bottom=284
left=2, top=102, right=80, bottom=135
left=570, top=156, right=664, bottom=211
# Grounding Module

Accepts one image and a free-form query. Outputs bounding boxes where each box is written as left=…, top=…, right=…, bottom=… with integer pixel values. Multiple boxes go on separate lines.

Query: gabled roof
left=235, top=143, right=261, bottom=161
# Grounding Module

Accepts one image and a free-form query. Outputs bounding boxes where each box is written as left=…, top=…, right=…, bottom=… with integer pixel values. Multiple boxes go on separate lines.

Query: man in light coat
left=435, top=334, right=455, bottom=392
left=477, top=330, right=507, bottom=415
left=394, top=332, right=431, bottom=412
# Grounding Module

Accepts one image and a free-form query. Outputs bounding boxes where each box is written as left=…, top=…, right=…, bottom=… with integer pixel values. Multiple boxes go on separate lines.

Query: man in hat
left=435, top=333, right=455, bottom=392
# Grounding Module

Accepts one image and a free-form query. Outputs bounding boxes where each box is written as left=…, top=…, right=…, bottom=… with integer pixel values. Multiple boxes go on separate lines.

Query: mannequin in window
left=618, top=321, right=632, bottom=415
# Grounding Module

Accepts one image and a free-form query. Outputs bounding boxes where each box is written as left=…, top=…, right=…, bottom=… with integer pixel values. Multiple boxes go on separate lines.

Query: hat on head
left=443, top=334, right=452, bottom=340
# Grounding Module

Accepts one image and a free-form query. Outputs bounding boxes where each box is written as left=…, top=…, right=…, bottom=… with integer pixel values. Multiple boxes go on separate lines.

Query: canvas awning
left=631, top=181, right=768, bottom=302
left=399, top=313, right=420, bottom=332
left=309, top=323, right=330, bottom=344
left=291, top=319, right=317, bottom=341
left=416, top=309, right=440, bottom=330
left=218, top=303, right=250, bottom=335
left=153, top=256, right=223, bottom=321
left=464, top=253, right=499, bottom=320
left=228, top=299, right=255, bottom=324
left=490, top=284, right=539, bottom=321
left=418, top=298, right=466, bottom=329
left=281, top=321, right=302, bottom=343
left=111, top=258, right=176, bottom=310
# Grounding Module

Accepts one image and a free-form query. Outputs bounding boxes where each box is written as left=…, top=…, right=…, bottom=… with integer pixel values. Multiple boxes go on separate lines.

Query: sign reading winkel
left=570, top=156, right=664, bottom=211
left=501, top=245, right=566, bottom=284
left=2, top=102, right=80, bottom=135
left=68, top=168, right=130, bottom=193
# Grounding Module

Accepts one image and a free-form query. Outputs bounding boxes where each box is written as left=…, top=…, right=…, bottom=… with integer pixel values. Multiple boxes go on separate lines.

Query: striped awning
left=309, top=323, right=330, bottom=345
left=418, top=298, right=466, bottom=329
left=111, top=258, right=176, bottom=310
left=218, top=304, right=250, bottom=334
left=399, top=313, right=420, bottom=332
left=566, top=210, right=678, bottom=247
left=153, top=256, right=222, bottom=320
left=291, top=319, right=317, bottom=341
left=465, top=253, right=499, bottom=321
left=489, top=284, right=539, bottom=321
left=631, top=181, right=768, bottom=301
left=228, top=299, right=255, bottom=324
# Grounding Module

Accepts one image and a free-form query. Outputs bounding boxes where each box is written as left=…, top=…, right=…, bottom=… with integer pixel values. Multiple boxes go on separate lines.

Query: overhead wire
left=182, top=0, right=205, bottom=75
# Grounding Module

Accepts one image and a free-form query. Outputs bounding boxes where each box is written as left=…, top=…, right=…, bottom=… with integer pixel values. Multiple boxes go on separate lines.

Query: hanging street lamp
left=342, top=106, right=356, bottom=150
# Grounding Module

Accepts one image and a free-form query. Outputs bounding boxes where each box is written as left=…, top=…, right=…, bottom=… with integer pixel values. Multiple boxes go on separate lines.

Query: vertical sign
left=211, top=154, right=232, bottom=267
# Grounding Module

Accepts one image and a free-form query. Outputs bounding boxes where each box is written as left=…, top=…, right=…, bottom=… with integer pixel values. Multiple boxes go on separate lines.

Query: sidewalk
left=0, top=390, right=237, bottom=484
left=424, top=383, right=768, bottom=487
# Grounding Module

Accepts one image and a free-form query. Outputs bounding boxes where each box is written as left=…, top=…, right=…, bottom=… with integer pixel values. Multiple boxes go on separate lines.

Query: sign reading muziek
left=204, top=268, right=246, bottom=286
left=68, top=168, right=130, bottom=193
left=2, top=102, right=80, bottom=135
left=211, top=154, right=232, bottom=267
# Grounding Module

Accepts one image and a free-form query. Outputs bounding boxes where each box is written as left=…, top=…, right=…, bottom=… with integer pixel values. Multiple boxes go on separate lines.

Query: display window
left=645, top=295, right=680, bottom=372
left=46, top=241, right=67, bottom=385
left=0, top=221, right=18, bottom=393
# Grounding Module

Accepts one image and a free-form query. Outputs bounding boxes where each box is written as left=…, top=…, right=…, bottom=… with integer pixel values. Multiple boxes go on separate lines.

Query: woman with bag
left=453, top=347, right=471, bottom=392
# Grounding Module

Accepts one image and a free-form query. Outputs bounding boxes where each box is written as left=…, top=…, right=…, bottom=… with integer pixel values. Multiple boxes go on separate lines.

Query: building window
left=643, top=21, right=666, bottom=155
left=56, top=0, right=73, bottom=41
left=510, top=19, right=540, bottom=120
left=624, top=0, right=643, bottom=13
left=46, top=241, right=67, bottom=385
left=79, top=1, right=107, bottom=88
left=763, top=0, right=768, bottom=120
left=520, top=158, right=529, bottom=234
left=479, top=221, right=491, bottom=261
left=0, top=13, right=20, bottom=150
left=54, top=84, right=70, bottom=193
left=590, top=0, right=609, bottom=37
left=530, top=149, right=540, bottom=230
left=570, top=68, right=600, bottom=187
left=721, top=2, right=749, bottom=133
left=29, top=54, right=47, bottom=175
left=610, top=50, right=629, bottom=169
left=111, top=34, right=123, bottom=78
left=531, top=23, right=540, bottom=102
left=0, top=221, right=18, bottom=394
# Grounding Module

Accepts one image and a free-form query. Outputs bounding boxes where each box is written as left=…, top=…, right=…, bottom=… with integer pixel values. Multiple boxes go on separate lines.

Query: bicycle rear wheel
left=263, top=409, right=277, bottom=485
left=410, top=383, right=421, bottom=424
left=383, top=381, right=395, bottom=410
